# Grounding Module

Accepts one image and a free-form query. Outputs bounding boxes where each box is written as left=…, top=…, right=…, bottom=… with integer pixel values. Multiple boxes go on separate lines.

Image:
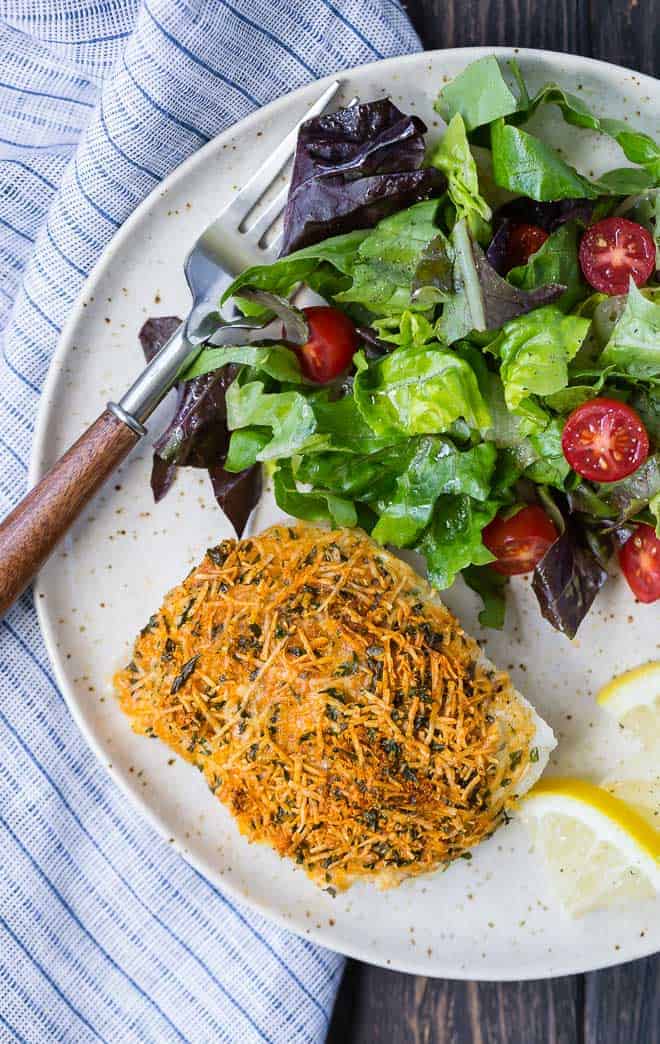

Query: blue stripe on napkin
left=0, top=1, right=420, bottom=1040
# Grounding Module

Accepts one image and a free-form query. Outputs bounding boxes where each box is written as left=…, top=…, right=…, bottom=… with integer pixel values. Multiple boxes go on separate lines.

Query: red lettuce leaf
left=532, top=521, right=608, bottom=638
left=209, top=464, right=262, bottom=538
left=139, top=315, right=181, bottom=363
left=494, top=196, right=594, bottom=232
left=472, top=241, right=566, bottom=327
left=138, top=317, right=258, bottom=535
left=280, top=100, right=446, bottom=255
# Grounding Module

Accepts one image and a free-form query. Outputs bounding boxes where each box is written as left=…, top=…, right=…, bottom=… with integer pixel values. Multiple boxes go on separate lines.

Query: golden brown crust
left=115, top=524, right=536, bottom=890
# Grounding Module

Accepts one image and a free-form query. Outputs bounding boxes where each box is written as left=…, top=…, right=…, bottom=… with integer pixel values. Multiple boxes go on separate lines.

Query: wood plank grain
left=405, top=0, right=657, bottom=76
left=327, top=964, right=581, bottom=1043
left=585, top=956, right=660, bottom=1044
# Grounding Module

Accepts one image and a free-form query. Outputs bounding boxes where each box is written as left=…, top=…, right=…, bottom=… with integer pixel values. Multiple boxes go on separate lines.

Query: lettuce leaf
left=273, top=462, right=357, bottom=527
left=222, top=229, right=369, bottom=305
left=226, top=379, right=317, bottom=461
left=429, top=114, right=492, bottom=242
left=295, top=440, right=414, bottom=503
left=598, top=453, right=660, bottom=523
left=410, top=235, right=455, bottom=308
left=372, top=311, right=437, bottom=349
left=532, top=523, right=608, bottom=639
left=434, top=56, right=521, bottom=132
left=506, top=222, right=586, bottom=311
left=334, top=199, right=441, bottom=315
left=208, top=465, right=262, bottom=537
left=481, top=370, right=549, bottom=444
left=183, top=344, right=303, bottom=383
left=650, top=493, right=660, bottom=537
left=436, top=220, right=566, bottom=343
left=280, top=99, right=446, bottom=255
left=462, top=564, right=508, bottom=628
left=630, top=385, right=660, bottom=442
left=139, top=316, right=262, bottom=534
left=510, top=418, right=571, bottom=489
left=418, top=495, right=498, bottom=590
left=489, top=306, right=590, bottom=410
left=491, top=118, right=599, bottom=201
left=436, top=58, right=660, bottom=196
left=371, top=438, right=496, bottom=547
left=521, top=82, right=660, bottom=184
left=617, top=189, right=660, bottom=267
left=599, top=281, right=660, bottom=379
left=353, top=343, right=491, bottom=437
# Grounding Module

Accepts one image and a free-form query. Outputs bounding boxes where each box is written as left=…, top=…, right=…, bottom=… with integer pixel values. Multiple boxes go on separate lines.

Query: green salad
left=144, top=57, right=660, bottom=637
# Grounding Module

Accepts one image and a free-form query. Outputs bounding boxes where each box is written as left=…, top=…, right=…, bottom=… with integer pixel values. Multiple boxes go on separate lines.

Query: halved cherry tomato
left=297, top=306, right=358, bottom=383
left=505, top=223, right=549, bottom=271
left=483, top=505, right=558, bottom=576
left=561, top=398, right=649, bottom=483
left=578, top=217, right=655, bottom=295
left=619, top=524, right=660, bottom=604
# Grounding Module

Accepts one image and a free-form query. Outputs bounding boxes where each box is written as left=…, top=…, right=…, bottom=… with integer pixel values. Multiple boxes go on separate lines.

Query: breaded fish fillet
left=115, top=524, right=555, bottom=890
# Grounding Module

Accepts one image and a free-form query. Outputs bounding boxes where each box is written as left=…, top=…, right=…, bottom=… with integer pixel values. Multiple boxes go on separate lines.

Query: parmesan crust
left=115, top=524, right=554, bottom=890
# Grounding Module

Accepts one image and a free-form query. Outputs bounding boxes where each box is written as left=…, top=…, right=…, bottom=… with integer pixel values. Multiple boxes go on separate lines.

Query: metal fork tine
left=245, top=183, right=289, bottom=248
left=221, top=80, right=342, bottom=227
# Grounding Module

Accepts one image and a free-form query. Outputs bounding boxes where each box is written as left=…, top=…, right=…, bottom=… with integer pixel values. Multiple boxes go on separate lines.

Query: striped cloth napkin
left=0, top=3, right=420, bottom=1041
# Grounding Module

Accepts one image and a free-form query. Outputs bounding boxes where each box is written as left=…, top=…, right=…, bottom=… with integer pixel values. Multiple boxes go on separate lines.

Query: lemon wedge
left=603, top=778, right=660, bottom=834
left=521, top=777, right=660, bottom=916
left=597, top=661, right=660, bottom=752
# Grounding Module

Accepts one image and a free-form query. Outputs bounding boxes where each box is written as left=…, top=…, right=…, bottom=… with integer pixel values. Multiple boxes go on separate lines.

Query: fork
left=0, top=80, right=342, bottom=617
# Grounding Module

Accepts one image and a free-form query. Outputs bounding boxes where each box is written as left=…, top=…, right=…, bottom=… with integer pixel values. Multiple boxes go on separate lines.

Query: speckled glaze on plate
left=31, top=48, right=660, bottom=980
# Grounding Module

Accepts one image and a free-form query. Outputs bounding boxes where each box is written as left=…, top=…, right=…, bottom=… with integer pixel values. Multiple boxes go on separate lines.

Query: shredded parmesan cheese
left=114, top=524, right=536, bottom=891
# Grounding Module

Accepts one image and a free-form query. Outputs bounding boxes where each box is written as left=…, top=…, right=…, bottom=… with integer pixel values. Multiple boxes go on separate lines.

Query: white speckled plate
left=31, top=48, right=660, bottom=980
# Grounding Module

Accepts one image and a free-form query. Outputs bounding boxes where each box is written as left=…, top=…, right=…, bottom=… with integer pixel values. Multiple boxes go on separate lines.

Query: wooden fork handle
left=0, top=409, right=140, bottom=616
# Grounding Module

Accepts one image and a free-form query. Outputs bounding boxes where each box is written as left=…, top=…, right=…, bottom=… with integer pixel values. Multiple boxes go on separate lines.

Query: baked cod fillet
left=115, top=524, right=555, bottom=890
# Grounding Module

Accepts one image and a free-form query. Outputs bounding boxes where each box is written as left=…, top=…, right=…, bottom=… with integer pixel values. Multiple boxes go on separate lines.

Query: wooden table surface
left=327, top=3, right=659, bottom=1041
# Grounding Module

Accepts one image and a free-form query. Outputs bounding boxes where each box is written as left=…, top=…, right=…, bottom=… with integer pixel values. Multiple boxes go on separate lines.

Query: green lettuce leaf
left=183, top=344, right=303, bottom=383
left=273, top=462, right=357, bottom=527
left=335, top=200, right=440, bottom=315
left=410, top=234, right=455, bottom=308
left=372, top=311, right=437, bottom=348
left=507, top=222, right=585, bottom=311
left=650, top=493, right=660, bottom=537
left=599, top=281, right=660, bottom=379
left=511, top=418, right=570, bottom=488
left=544, top=385, right=600, bottom=413
left=353, top=343, right=491, bottom=437
left=597, top=168, right=656, bottom=195
left=417, top=495, right=498, bottom=590
left=434, top=56, right=520, bottom=132
left=226, top=379, right=317, bottom=460
left=491, top=118, right=599, bottom=201
left=429, top=114, right=492, bottom=242
left=371, top=438, right=496, bottom=547
left=520, top=82, right=660, bottom=184
left=598, top=453, right=660, bottom=523
left=436, top=220, right=565, bottom=344
left=481, top=370, right=549, bottom=443
left=310, top=395, right=399, bottom=454
left=222, top=229, right=369, bottom=305
left=489, top=306, right=590, bottom=409
left=630, top=385, right=660, bottom=442
left=462, top=564, right=508, bottom=628
left=225, top=428, right=271, bottom=471
left=617, top=189, right=660, bottom=266
left=295, top=441, right=415, bottom=503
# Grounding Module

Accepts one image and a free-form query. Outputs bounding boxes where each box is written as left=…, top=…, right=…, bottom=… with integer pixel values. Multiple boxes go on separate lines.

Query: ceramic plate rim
left=30, top=46, right=660, bottom=979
